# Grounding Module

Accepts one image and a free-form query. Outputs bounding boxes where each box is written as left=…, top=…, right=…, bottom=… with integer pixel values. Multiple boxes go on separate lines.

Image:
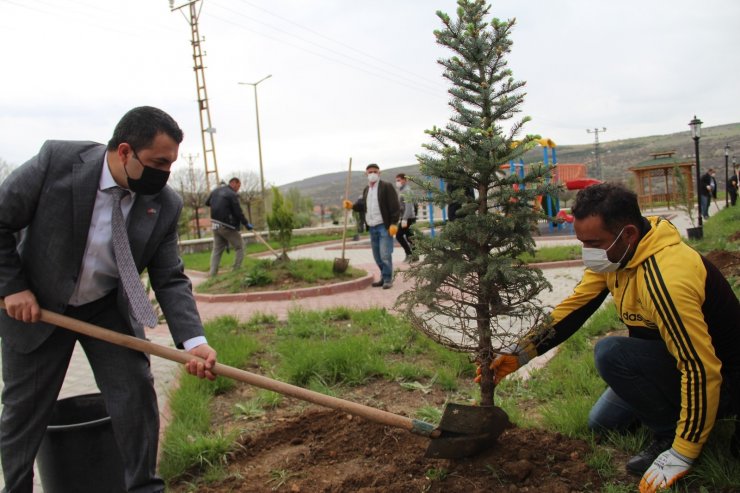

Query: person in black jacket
left=206, top=177, right=253, bottom=277
left=699, top=168, right=717, bottom=219
left=343, top=163, right=400, bottom=288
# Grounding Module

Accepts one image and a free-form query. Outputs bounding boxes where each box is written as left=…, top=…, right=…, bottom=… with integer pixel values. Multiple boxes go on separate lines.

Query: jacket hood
left=625, top=216, right=682, bottom=268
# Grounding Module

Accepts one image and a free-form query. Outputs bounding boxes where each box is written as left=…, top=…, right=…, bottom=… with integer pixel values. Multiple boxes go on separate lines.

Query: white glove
left=401, top=219, right=408, bottom=228
left=639, top=448, right=692, bottom=493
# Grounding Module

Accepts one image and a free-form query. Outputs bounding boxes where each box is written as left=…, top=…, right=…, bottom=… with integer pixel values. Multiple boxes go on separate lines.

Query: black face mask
left=127, top=150, right=170, bottom=195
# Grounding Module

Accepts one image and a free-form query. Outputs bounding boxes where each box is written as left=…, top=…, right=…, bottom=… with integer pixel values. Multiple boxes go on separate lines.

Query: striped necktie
left=107, top=187, right=158, bottom=327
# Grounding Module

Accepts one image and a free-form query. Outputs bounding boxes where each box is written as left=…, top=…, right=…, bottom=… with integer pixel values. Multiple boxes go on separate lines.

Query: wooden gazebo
left=629, top=151, right=695, bottom=209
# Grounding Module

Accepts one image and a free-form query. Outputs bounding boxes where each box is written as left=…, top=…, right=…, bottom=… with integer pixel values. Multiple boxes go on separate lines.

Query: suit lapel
left=72, top=146, right=106, bottom=261
left=128, top=193, right=161, bottom=267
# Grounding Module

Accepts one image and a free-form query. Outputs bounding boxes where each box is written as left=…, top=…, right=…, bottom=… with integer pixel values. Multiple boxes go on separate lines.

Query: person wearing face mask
left=487, top=183, right=740, bottom=493
left=394, top=173, right=416, bottom=262
left=0, top=106, right=218, bottom=492
left=343, top=163, right=400, bottom=288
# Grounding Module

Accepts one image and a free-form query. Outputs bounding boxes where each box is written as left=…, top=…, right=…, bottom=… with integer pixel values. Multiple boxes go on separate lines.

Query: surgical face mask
left=581, top=227, right=630, bottom=273
left=395, top=180, right=402, bottom=189
left=367, top=173, right=379, bottom=184
left=126, top=150, right=171, bottom=195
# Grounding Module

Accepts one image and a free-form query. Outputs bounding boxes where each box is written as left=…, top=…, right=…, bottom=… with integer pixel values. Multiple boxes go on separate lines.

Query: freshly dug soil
left=168, top=380, right=634, bottom=492
left=195, top=411, right=614, bottom=493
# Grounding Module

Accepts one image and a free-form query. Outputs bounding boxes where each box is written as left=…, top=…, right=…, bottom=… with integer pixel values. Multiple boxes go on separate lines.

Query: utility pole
left=170, top=0, right=219, bottom=191
left=587, top=127, right=607, bottom=180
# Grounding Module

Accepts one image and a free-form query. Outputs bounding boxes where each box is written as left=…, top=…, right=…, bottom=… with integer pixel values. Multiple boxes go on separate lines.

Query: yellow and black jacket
left=526, top=216, right=740, bottom=459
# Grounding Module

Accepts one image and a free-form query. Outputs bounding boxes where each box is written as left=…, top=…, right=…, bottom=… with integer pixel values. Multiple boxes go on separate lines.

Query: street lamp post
left=689, top=116, right=703, bottom=229
left=725, top=144, right=731, bottom=207
left=238, top=74, right=272, bottom=224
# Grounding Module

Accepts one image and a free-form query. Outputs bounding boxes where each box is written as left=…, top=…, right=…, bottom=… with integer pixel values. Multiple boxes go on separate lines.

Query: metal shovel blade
left=333, top=257, right=349, bottom=273
left=425, top=403, right=509, bottom=459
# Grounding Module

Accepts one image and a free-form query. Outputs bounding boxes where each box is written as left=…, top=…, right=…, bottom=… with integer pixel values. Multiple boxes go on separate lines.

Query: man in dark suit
left=0, top=106, right=217, bottom=492
left=699, top=168, right=717, bottom=219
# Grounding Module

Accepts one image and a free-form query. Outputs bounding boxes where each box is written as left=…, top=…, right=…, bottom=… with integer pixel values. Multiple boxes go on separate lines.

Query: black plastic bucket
left=35, top=393, right=125, bottom=493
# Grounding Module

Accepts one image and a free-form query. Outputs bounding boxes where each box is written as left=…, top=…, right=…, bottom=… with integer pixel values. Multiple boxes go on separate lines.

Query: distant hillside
left=280, top=123, right=740, bottom=206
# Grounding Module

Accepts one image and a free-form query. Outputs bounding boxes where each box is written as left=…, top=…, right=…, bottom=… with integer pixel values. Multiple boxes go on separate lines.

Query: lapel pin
left=147, top=208, right=157, bottom=215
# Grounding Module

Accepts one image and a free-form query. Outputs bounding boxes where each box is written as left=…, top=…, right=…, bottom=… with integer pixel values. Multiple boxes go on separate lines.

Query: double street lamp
left=689, top=116, right=703, bottom=229
left=725, top=144, right=731, bottom=207
left=239, top=74, right=272, bottom=224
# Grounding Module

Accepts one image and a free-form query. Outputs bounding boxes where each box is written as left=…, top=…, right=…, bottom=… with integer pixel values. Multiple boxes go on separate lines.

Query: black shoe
left=382, top=281, right=393, bottom=289
left=371, top=280, right=384, bottom=287
left=626, top=436, right=673, bottom=476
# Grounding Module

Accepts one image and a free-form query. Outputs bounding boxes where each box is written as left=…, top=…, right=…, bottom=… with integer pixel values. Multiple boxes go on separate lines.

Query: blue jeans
left=588, top=336, right=680, bottom=439
left=369, top=224, right=393, bottom=283
left=700, top=194, right=711, bottom=218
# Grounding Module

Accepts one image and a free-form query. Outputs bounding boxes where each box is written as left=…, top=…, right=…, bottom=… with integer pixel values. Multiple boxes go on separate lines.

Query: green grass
left=688, top=202, right=740, bottom=253
left=520, top=244, right=581, bottom=263
left=182, top=232, right=350, bottom=272
left=195, top=258, right=365, bottom=294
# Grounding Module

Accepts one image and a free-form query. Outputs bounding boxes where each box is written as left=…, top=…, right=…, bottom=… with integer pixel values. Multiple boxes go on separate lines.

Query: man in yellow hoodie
left=492, top=183, right=740, bottom=493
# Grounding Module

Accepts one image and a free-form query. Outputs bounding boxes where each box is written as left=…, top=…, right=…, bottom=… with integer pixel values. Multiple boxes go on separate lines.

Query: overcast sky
left=1, top=0, right=738, bottom=186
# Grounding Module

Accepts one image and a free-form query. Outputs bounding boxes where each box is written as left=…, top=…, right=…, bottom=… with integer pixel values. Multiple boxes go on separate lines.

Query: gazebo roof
left=629, top=151, right=693, bottom=171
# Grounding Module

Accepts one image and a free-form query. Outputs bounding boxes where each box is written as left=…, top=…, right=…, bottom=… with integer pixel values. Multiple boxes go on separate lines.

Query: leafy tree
left=266, top=187, right=294, bottom=259
left=397, top=0, right=559, bottom=407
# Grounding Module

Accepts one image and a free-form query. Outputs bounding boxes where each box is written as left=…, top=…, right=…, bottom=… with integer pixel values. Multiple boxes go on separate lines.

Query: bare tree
left=230, top=170, right=262, bottom=227
left=0, top=158, right=15, bottom=184
left=172, top=154, right=210, bottom=239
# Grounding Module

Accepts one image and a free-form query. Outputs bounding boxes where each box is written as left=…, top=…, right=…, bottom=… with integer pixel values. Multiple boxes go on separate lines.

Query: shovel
left=0, top=300, right=508, bottom=459
left=251, top=229, right=284, bottom=261
left=333, top=157, right=352, bottom=274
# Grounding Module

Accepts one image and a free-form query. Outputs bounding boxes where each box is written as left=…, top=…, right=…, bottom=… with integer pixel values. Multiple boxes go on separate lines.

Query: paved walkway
left=1, top=206, right=691, bottom=490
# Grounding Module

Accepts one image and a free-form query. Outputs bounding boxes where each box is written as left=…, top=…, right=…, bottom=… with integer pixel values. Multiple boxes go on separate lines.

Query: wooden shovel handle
left=0, top=300, right=438, bottom=438
left=252, top=230, right=280, bottom=259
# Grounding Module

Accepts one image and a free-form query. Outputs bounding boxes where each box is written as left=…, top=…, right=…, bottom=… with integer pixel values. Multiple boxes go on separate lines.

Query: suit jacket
left=0, top=140, right=204, bottom=353
left=354, top=180, right=400, bottom=229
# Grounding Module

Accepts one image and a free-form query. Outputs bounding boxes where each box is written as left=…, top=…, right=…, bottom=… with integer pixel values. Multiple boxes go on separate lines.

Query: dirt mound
left=705, top=250, right=740, bottom=277
left=176, top=409, right=616, bottom=492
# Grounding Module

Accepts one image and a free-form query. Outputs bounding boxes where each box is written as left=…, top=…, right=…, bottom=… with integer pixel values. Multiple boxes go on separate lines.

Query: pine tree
left=266, top=186, right=294, bottom=260
left=397, top=0, right=559, bottom=407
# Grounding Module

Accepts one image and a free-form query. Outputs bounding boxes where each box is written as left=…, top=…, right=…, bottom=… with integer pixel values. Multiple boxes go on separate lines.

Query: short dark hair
left=571, top=183, right=642, bottom=234
left=107, top=106, right=183, bottom=151
left=229, top=177, right=241, bottom=185
left=366, top=163, right=380, bottom=171
left=396, top=173, right=406, bottom=180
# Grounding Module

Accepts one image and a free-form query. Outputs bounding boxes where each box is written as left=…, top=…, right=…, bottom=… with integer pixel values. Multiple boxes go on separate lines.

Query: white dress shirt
left=365, top=183, right=384, bottom=227
left=69, top=155, right=206, bottom=351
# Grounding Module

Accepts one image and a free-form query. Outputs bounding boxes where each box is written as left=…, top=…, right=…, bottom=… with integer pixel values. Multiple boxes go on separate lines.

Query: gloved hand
left=246, top=223, right=254, bottom=231
left=639, top=448, right=692, bottom=493
left=475, top=343, right=536, bottom=385
left=389, top=224, right=398, bottom=236
left=401, top=219, right=408, bottom=228
left=342, top=199, right=353, bottom=210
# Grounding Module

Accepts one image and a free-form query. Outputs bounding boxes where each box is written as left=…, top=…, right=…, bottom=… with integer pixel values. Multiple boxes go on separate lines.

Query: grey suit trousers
left=0, top=293, right=164, bottom=493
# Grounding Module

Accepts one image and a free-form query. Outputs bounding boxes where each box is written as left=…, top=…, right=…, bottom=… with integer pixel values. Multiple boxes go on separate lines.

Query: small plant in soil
left=398, top=0, right=559, bottom=407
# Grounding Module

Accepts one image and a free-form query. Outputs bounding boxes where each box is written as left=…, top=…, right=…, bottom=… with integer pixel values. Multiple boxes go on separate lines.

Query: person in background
left=727, top=169, right=738, bottom=207
left=699, top=168, right=717, bottom=219
left=0, top=106, right=217, bottom=492
left=206, top=177, right=254, bottom=277
left=343, top=163, right=399, bottom=289
left=352, top=194, right=366, bottom=241
left=395, top=173, right=416, bottom=262
left=489, top=183, right=739, bottom=493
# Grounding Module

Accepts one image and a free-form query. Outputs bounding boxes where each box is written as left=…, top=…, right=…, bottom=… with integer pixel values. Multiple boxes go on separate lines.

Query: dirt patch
left=705, top=250, right=740, bottom=278
left=168, top=381, right=632, bottom=492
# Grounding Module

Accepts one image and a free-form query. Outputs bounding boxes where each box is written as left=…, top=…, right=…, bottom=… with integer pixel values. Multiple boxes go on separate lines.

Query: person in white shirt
left=0, top=106, right=217, bottom=492
left=344, top=163, right=400, bottom=288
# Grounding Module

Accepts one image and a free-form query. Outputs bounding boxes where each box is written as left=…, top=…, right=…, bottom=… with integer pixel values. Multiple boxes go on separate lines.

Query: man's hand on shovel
left=3, top=289, right=41, bottom=323
left=185, top=343, right=218, bottom=381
